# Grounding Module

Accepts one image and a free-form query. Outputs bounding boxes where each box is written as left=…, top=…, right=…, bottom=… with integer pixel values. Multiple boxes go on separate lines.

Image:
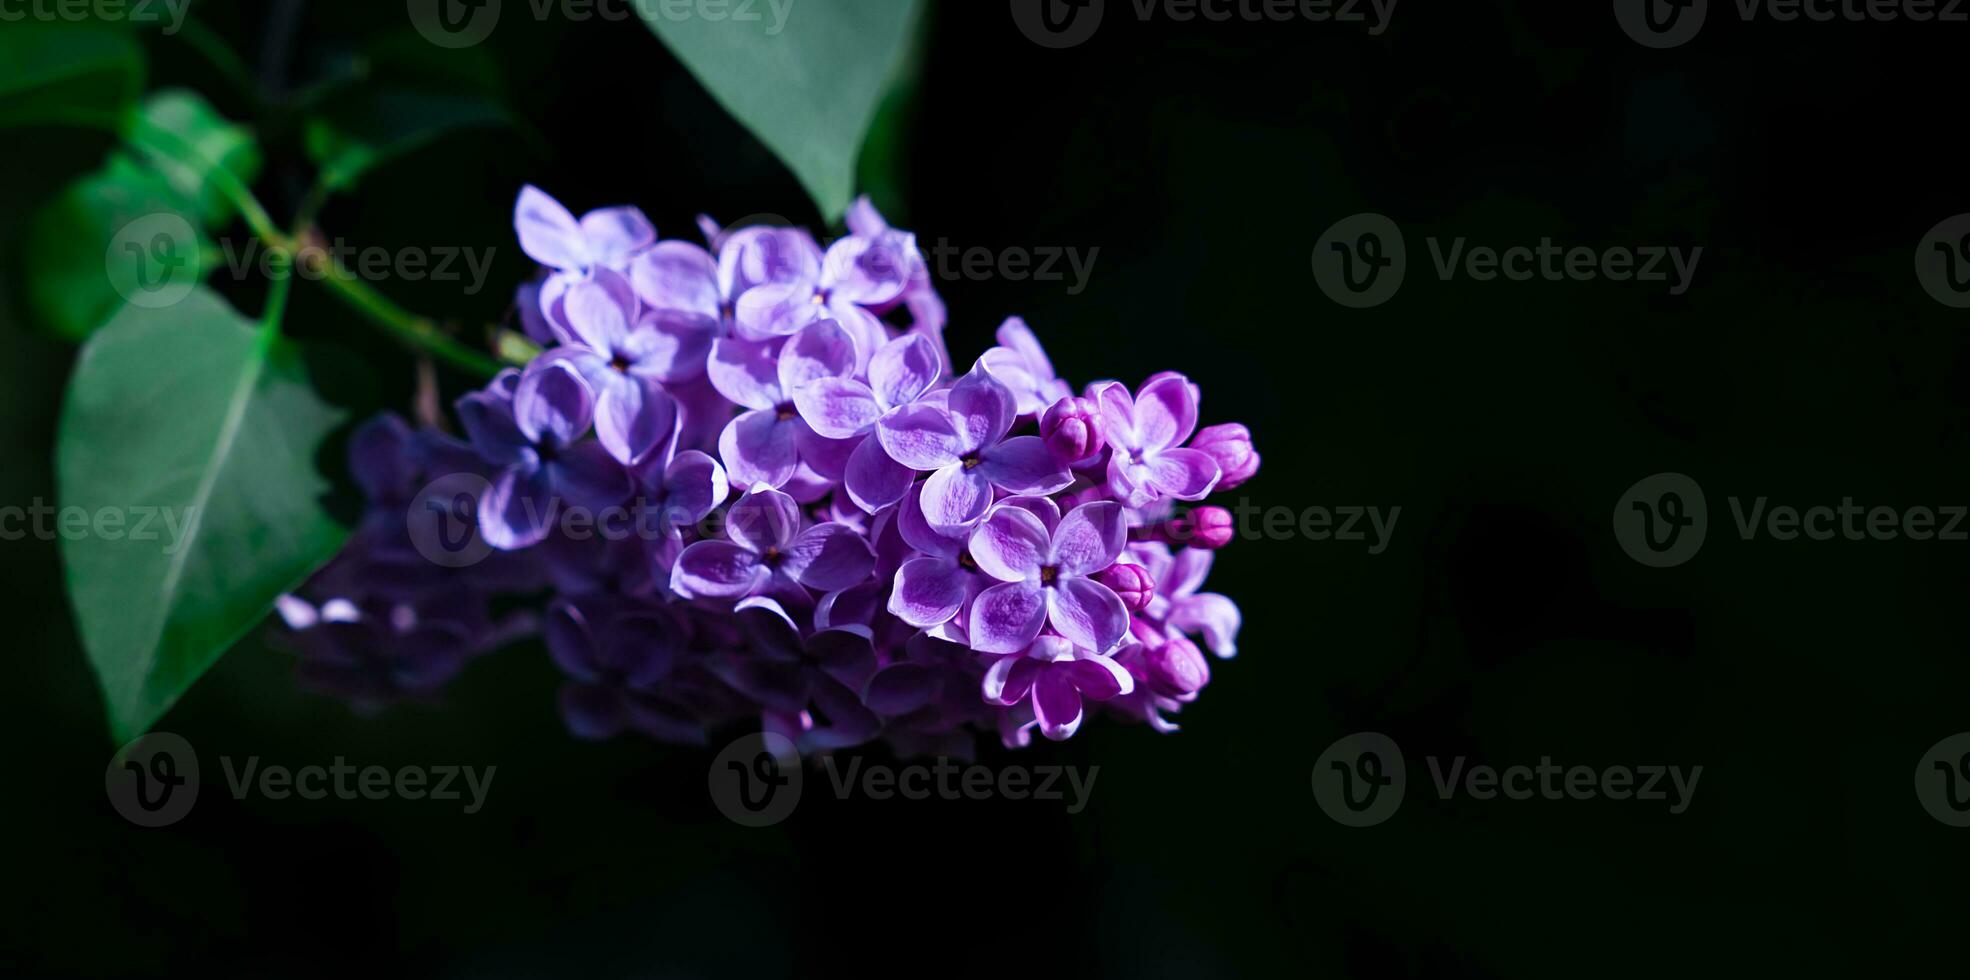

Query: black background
left=5, top=0, right=1969, bottom=975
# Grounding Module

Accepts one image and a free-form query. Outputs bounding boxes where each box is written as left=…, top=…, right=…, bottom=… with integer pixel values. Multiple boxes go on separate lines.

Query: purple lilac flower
left=878, top=364, right=1071, bottom=530
left=790, top=329, right=942, bottom=512
left=460, top=362, right=635, bottom=550
left=966, top=496, right=1131, bottom=655
left=1132, top=541, right=1242, bottom=658
left=515, top=185, right=654, bottom=277
left=289, top=186, right=1261, bottom=757
left=981, top=317, right=1073, bottom=416
left=534, top=269, right=686, bottom=466
left=545, top=598, right=705, bottom=743
left=708, top=323, right=863, bottom=490
left=981, top=635, right=1134, bottom=741
left=670, top=488, right=874, bottom=601
left=1093, top=374, right=1223, bottom=509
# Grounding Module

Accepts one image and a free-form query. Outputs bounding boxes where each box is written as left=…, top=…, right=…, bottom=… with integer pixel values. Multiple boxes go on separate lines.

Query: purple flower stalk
left=280, top=187, right=1261, bottom=758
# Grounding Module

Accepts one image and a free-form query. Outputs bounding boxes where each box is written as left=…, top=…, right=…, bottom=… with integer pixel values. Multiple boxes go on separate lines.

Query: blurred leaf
left=300, top=29, right=513, bottom=191
left=0, top=23, right=142, bottom=127
left=128, top=89, right=262, bottom=227
left=855, top=2, right=932, bottom=222
left=305, top=89, right=508, bottom=191
left=60, top=288, right=347, bottom=742
left=639, top=0, right=923, bottom=221
left=21, top=156, right=210, bottom=341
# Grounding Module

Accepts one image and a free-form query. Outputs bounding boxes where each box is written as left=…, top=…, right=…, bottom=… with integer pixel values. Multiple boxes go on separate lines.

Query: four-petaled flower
left=672, top=488, right=875, bottom=601
left=966, top=496, right=1131, bottom=655
left=878, top=366, right=1072, bottom=530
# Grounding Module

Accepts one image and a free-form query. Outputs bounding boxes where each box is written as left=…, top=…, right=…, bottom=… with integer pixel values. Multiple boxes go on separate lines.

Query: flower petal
left=947, top=365, right=1017, bottom=450
left=718, top=410, right=799, bottom=490
left=725, top=488, right=801, bottom=553
left=1061, top=653, right=1134, bottom=700
left=657, top=450, right=728, bottom=529
left=844, top=433, right=916, bottom=514
left=548, top=441, right=633, bottom=513
left=1032, top=668, right=1085, bottom=741
left=670, top=540, right=766, bottom=599
left=977, top=436, right=1072, bottom=495
left=593, top=376, right=675, bottom=466
left=1133, top=374, right=1200, bottom=452
left=863, top=662, right=938, bottom=716
left=734, top=279, right=819, bottom=341
left=629, top=240, right=720, bottom=319
left=869, top=332, right=941, bottom=410
left=982, top=654, right=1042, bottom=706
left=921, top=464, right=993, bottom=532
left=1052, top=500, right=1127, bottom=576
left=515, top=359, right=595, bottom=448
left=1048, top=577, right=1129, bottom=655
left=1171, top=592, right=1242, bottom=658
left=778, top=319, right=858, bottom=393
left=481, top=465, right=555, bottom=550
left=896, top=479, right=960, bottom=558
left=515, top=185, right=586, bottom=271
left=967, top=505, right=1050, bottom=582
left=782, top=522, right=875, bottom=592
left=889, top=555, right=970, bottom=628
left=1147, top=447, right=1222, bottom=501
left=792, top=377, right=882, bottom=439
left=558, top=268, right=637, bottom=352
left=877, top=403, right=965, bottom=471
left=967, top=581, right=1047, bottom=654
left=578, top=206, right=655, bottom=267
left=706, top=336, right=784, bottom=411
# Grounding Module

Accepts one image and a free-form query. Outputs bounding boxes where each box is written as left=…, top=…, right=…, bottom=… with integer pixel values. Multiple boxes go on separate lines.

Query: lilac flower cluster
left=281, top=188, right=1258, bottom=755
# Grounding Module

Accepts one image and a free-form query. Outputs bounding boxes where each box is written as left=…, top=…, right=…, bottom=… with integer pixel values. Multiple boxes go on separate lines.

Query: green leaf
left=639, top=0, right=924, bottom=221
left=0, top=23, right=142, bottom=127
left=129, top=89, right=263, bottom=227
left=22, top=157, right=210, bottom=341
left=305, top=89, right=508, bottom=191
left=59, top=287, right=348, bottom=741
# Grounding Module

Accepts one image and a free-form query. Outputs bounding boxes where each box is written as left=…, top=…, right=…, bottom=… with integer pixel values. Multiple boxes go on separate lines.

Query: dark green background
left=5, top=0, right=1967, bottom=975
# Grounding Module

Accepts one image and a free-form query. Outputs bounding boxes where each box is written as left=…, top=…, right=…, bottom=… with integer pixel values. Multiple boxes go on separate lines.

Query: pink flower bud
left=1168, top=506, right=1234, bottom=549
left=1146, top=634, right=1210, bottom=699
left=1189, top=423, right=1258, bottom=490
left=1095, top=562, right=1155, bottom=612
left=1040, top=396, right=1105, bottom=464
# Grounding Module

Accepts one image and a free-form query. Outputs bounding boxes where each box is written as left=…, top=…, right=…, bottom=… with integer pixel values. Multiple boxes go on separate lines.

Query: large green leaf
left=22, top=156, right=209, bottom=341
left=60, top=287, right=348, bottom=741
left=639, top=0, right=923, bottom=221
left=0, top=23, right=142, bottom=127
left=129, top=89, right=263, bottom=227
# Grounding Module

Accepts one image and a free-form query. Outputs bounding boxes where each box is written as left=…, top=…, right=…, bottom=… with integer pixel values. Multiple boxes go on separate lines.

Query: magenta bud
left=1146, top=634, right=1210, bottom=699
left=1095, top=562, right=1155, bottom=612
left=1168, top=506, right=1235, bottom=550
left=1040, top=396, right=1105, bottom=464
left=1190, top=423, right=1258, bottom=490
